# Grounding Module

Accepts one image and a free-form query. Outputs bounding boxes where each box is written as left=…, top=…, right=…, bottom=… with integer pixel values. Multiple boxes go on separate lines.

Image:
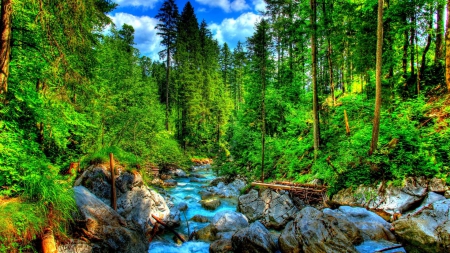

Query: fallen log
left=251, top=182, right=326, bottom=193
left=151, top=214, right=186, bottom=243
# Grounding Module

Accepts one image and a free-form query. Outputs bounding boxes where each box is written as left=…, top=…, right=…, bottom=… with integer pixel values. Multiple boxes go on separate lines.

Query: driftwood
left=251, top=182, right=327, bottom=204
left=374, top=244, right=403, bottom=252
left=151, top=214, right=186, bottom=243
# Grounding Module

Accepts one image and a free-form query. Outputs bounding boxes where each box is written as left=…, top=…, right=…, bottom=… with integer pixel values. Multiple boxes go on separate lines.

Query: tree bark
left=311, top=0, right=320, bottom=157
left=446, top=0, right=450, bottom=93
left=369, top=0, right=383, bottom=156
left=435, top=2, right=444, bottom=63
left=165, top=45, right=170, bottom=131
left=0, top=0, right=12, bottom=94
left=419, top=16, right=433, bottom=94
left=261, top=23, right=267, bottom=182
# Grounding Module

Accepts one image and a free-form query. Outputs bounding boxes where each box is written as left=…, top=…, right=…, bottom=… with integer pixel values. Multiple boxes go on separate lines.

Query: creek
left=149, top=166, right=236, bottom=253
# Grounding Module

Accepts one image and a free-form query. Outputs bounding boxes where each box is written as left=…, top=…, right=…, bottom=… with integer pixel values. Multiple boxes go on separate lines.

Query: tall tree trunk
left=311, top=0, right=320, bottom=157
left=403, top=28, right=408, bottom=80
left=435, top=2, right=444, bottom=64
left=410, top=5, right=416, bottom=78
left=165, top=46, right=170, bottom=131
left=261, top=26, right=267, bottom=182
left=369, top=0, right=383, bottom=156
left=446, top=0, right=450, bottom=93
left=323, top=0, right=335, bottom=106
left=419, top=17, right=433, bottom=94
left=0, top=0, right=12, bottom=94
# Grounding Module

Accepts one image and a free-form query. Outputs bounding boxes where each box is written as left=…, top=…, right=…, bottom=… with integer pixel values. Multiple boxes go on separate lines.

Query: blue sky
left=108, top=0, right=266, bottom=60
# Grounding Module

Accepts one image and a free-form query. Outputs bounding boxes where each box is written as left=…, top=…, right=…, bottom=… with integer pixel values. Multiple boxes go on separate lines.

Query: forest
left=1, top=0, right=449, bottom=251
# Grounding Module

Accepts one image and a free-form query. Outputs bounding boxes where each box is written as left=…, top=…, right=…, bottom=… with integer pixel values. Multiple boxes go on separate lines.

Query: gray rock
left=238, top=189, right=297, bottom=229
left=199, top=190, right=214, bottom=200
left=210, top=239, right=233, bottom=253
left=210, top=177, right=228, bottom=187
left=408, top=192, right=446, bottom=215
left=429, top=178, right=446, bottom=193
left=81, top=167, right=113, bottom=203
left=201, top=198, right=221, bottom=210
left=73, top=186, right=147, bottom=253
left=177, top=202, right=188, bottom=212
left=324, top=206, right=392, bottom=231
left=58, top=239, right=92, bottom=253
left=115, top=171, right=143, bottom=193
left=278, top=206, right=358, bottom=253
left=172, top=168, right=188, bottom=178
left=332, top=178, right=428, bottom=214
left=195, top=224, right=217, bottom=241
left=191, top=214, right=209, bottom=223
left=211, top=210, right=249, bottom=233
left=238, top=189, right=265, bottom=222
left=167, top=207, right=181, bottom=227
left=278, top=221, right=300, bottom=253
left=116, top=185, right=170, bottom=231
left=393, top=199, right=450, bottom=253
left=231, top=221, right=277, bottom=253
left=207, top=179, right=246, bottom=198
left=189, top=177, right=202, bottom=182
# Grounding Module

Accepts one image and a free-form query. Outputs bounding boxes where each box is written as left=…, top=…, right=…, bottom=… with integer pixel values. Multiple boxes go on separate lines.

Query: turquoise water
left=148, top=168, right=236, bottom=252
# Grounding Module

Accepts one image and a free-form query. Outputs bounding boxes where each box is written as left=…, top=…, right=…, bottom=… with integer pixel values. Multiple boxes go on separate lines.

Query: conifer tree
left=156, top=0, right=179, bottom=131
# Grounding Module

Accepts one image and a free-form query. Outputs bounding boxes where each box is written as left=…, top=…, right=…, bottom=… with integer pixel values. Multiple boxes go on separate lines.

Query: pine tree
left=156, top=0, right=179, bottom=131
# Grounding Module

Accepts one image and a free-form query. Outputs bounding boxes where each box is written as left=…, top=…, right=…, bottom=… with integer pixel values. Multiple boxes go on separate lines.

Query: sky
left=108, top=0, right=267, bottom=60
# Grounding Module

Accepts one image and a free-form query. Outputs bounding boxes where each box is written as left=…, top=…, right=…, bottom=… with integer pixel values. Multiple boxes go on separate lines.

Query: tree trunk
left=0, top=0, right=12, bottom=94
left=402, top=28, right=408, bottom=80
left=165, top=46, right=170, bottom=131
left=410, top=9, right=416, bottom=78
left=446, top=0, right=450, bottom=93
left=311, top=0, right=320, bottom=157
left=369, top=0, right=383, bottom=156
left=261, top=28, right=267, bottom=182
left=419, top=17, right=433, bottom=94
left=435, top=2, right=444, bottom=63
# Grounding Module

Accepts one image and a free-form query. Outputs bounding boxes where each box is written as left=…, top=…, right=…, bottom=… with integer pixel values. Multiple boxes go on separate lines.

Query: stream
left=148, top=166, right=406, bottom=253
left=149, top=166, right=236, bottom=253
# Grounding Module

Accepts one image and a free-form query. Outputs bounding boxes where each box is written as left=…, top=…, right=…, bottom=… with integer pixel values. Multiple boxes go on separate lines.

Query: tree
left=369, top=0, right=384, bottom=155
left=156, top=0, right=179, bottom=131
left=446, top=0, right=450, bottom=92
left=0, top=0, right=12, bottom=94
left=248, top=19, right=272, bottom=181
left=311, top=0, right=320, bottom=156
left=435, top=1, right=444, bottom=63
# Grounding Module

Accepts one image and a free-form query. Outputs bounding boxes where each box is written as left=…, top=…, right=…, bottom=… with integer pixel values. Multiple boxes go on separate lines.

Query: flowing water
left=148, top=166, right=406, bottom=253
left=148, top=167, right=237, bottom=252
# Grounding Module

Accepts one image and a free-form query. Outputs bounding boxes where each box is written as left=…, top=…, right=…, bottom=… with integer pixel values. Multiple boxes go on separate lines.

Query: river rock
left=238, top=189, right=297, bottom=229
left=278, top=221, right=300, bottom=253
left=210, top=176, right=228, bottom=186
left=191, top=214, right=209, bottom=223
left=73, top=186, right=147, bottom=253
left=195, top=224, right=218, bottom=241
left=278, top=206, right=358, bottom=253
left=58, top=239, right=92, bottom=253
left=208, top=179, right=246, bottom=198
left=199, top=190, right=214, bottom=200
left=332, top=177, right=428, bottom=214
left=408, top=192, right=446, bottom=215
left=116, top=185, right=170, bottom=231
left=80, top=166, right=113, bottom=203
left=211, top=210, right=249, bottom=233
left=210, top=239, right=233, bottom=253
left=177, top=202, right=188, bottom=212
left=393, top=199, right=450, bottom=253
left=201, top=198, right=221, bottom=210
left=446, top=190, right=450, bottom=199
left=167, top=207, right=181, bottom=227
left=190, top=177, right=202, bottom=182
left=115, top=171, right=143, bottom=193
left=163, top=179, right=177, bottom=187
left=231, top=221, right=277, bottom=253
left=171, top=168, right=188, bottom=178
left=429, top=178, right=446, bottom=193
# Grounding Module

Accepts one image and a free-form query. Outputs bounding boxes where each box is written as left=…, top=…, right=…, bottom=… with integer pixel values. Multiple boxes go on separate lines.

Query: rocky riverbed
left=59, top=164, right=450, bottom=253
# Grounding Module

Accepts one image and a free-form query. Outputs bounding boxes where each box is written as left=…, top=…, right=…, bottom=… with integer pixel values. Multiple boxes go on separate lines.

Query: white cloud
left=209, top=12, right=261, bottom=47
left=195, top=0, right=250, bottom=13
left=113, top=0, right=160, bottom=8
left=109, top=13, right=164, bottom=60
left=252, top=0, right=267, bottom=12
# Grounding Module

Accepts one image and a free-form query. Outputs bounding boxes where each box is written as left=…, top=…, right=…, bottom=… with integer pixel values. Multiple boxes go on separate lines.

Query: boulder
left=115, top=171, right=143, bottom=193
left=210, top=239, right=233, bottom=253
left=278, top=206, right=358, bottom=253
left=177, top=202, right=188, bottom=212
left=210, top=177, right=228, bottom=187
left=190, top=177, right=202, bottom=182
left=429, top=178, right=446, bottom=193
left=116, top=185, right=170, bottom=231
left=200, top=198, right=221, bottom=210
left=191, top=214, right=209, bottom=223
left=211, top=210, right=249, bottom=233
left=172, top=168, right=188, bottom=178
left=238, top=189, right=297, bottom=229
left=332, top=178, right=428, bottom=214
left=324, top=206, right=394, bottom=242
left=231, top=221, right=277, bottom=253
left=208, top=179, right=246, bottom=198
left=393, top=199, right=450, bottom=253
left=408, top=192, right=446, bottom=215
left=199, top=190, right=214, bottom=200
left=163, top=179, right=177, bottom=187
left=80, top=166, right=113, bottom=204
left=73, top=186, right=147, bottom=253
left=195, top=224, right=217, bottom=241
left=58, top=239, right=92, bottom=253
